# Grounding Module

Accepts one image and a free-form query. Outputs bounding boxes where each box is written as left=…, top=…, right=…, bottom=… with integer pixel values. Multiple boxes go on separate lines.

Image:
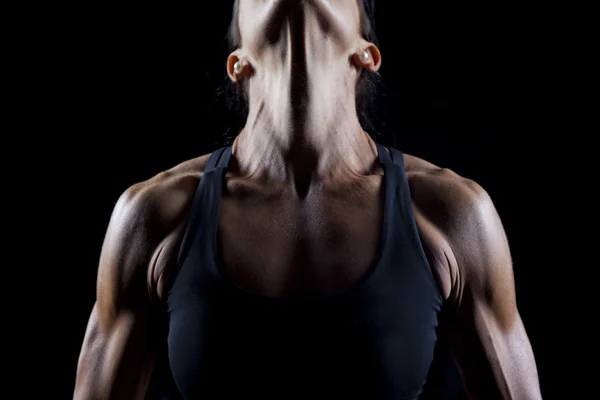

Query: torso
left=154, top=148, right=454, bottom=303
left=144, top=144, right=468, bottom=399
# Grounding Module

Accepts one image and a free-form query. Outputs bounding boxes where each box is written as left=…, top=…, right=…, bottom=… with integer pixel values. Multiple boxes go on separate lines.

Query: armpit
left=411, top=203, right=458, bottom=302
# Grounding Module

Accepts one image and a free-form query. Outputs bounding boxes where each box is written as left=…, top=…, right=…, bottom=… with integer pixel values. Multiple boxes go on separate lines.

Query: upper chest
left=214, top=169, right=451, bottom=300
left=215, top=172, right=384, bottom=299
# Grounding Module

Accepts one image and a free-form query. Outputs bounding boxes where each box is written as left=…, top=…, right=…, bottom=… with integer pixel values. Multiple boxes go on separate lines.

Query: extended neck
left=232, top=73, right=377, bottom=196
left=231, top=5, right=378, bottom=197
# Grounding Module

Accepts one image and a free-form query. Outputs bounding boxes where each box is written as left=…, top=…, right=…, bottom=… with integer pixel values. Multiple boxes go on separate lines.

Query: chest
left=165, top=165, right=447, bottom=399
left=216, top=174, right=385, bottom=299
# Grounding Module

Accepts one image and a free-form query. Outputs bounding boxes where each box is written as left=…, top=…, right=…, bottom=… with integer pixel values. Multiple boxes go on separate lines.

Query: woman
left=74, top=1, right=542, bottom=399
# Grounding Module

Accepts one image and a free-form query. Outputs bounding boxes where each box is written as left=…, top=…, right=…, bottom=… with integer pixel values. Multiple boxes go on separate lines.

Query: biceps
left=452, top=304, right=542, bottom=400
left=74, top=304, right=158, bottom=400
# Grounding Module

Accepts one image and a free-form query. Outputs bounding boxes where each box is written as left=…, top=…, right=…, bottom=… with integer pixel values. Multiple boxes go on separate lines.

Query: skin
left=74, top=1, right=542, bottom=399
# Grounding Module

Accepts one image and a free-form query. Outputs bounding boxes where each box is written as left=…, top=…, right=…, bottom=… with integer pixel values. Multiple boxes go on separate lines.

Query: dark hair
left=222, top=0, right=390, bottom=146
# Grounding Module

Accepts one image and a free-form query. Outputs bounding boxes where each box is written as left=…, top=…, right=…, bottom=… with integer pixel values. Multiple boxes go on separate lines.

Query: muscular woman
left=74, top=1, right=542, bottom=399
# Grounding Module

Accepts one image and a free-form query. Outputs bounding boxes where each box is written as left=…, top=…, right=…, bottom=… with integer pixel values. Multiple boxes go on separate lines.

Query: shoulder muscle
left=405, top=157, right=513, bottom=309
left=404, top=155, right=541, bottom=399
left=97, top=154, right=210, bottom=327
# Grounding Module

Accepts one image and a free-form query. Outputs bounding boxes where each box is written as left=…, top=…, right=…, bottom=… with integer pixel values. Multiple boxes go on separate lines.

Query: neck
left=232, top=56, right=378, bottom=196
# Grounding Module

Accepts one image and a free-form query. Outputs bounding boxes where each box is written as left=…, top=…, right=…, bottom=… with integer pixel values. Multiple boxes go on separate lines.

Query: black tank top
left=150, top=143, right=459, bottom=400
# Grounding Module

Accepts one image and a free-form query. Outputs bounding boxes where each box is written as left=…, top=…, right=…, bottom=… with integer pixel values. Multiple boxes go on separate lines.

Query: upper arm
left=447, top=182, right=542, bottom=400
left=74, top=187, right=166, bottom=400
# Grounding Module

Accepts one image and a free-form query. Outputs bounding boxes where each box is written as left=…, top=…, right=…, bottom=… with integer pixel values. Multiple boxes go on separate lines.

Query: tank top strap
left=377, top=141, right=444, bottom=304
left=175, top=146, right=232, bottom=268
left=205, top=145, right=233, bottom=172
left=376, top=142, right=405, bottom=170
left=375, top=142, right=393, bottom=165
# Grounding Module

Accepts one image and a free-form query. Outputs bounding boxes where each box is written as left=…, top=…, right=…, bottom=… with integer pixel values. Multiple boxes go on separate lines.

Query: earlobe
left=366, top=44, right=382, bottom=72
left=353, top=43, right=382, bottom=72
left=227, top=52, right=253, bottom=82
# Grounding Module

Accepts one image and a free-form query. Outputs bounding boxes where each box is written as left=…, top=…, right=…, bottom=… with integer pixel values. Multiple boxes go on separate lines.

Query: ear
left=352, top=42, right=382, bottom=72
left=227, top=51, right=253, bottom=83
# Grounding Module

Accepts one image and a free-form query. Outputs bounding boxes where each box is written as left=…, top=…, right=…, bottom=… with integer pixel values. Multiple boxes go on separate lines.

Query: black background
left=24, top=1, right=584, bottom=398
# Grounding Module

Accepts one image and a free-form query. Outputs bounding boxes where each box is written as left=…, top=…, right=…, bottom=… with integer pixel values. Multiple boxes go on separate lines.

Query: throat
left=237, top=66, right=373, bottom=190
left=233, top=11, right=376, bottom=195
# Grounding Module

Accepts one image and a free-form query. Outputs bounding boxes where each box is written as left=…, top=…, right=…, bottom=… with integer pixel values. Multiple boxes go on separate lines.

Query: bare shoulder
left=98, top=153, right=214, bottom=308
left=403, top=153, right=491, bottom=224
left=122, top=153, right=212, bottom=217
left=112, top=153, right=212, bottom=239
left=403, top=153, right=509, bottom=302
